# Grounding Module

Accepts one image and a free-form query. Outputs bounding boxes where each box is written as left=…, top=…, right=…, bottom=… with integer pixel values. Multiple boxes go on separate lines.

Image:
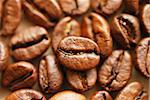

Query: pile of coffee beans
left=0, top=0, right=149, bottom=100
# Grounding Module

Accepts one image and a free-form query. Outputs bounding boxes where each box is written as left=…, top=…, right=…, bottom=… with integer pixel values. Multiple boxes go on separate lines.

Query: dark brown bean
left=2, top=61, right=37, bottom=91
left=0, top=40, right=9, bottom=71
left=39, top=54, right=63, bottom=93
left=90, top=91, right=112, bottom=100
left=52, top=17, right=80, bottom=52
left=66, top=68, right=97, bottom=92
left=11, top=26, right=50, bottom=60
left=91, top=0, right=122, bottom=15
left=98, top=50, right=132, bottom=91
left=125, top=0, right=139, bottom=15
left=22, top=0, right=62, bottom=28
left=58, top=0, right=90, bottom=15
left=6, top=89, right=46, bottom=100
left=49, top=90, right=86, bottom=100
left=82, top=12, right=113, bottom=58
left=116, top=82, right=148, bottom=100
left=0, top=0, right=21, bottom=35
left=57, top=36, right=100, bottom=71
left=136, top=37, right=150, bottom=77
left=110, top=14, right=141, bottom=49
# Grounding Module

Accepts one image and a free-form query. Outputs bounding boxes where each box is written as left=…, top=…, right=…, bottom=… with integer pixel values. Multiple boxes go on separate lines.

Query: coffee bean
left=0, top=40, right=9, bottom=71
left=2, top=61, right=37, bottom=91
left=90, top=91, right=112, bottom=100
left=125, top=0, right=139, bottom=15
left=49, top=90, right=86, bottom=100
left=52, top=17, right=80, bottom=52
left=58, top=0, right=90, bottom=15
left=66, top=68, right=97, bottom=92
left=0, top=0, right=21, bottom=35
left=91, top=0, right=122, bottom=15
left=140, top=4, right=150, bottom=34
left=57, top=36, right=100, bottom=71
left=110, top=14, right=141, bottom=49
left=39, top=54, right=63, bottom=93
left=0, top=0, right=5, bottom=26
left=98, top=50, right=132, bottom=91
left=22, top=0, right=62, bottom=28
left=136, top=37, right=150, bottom=77
left=116, top=82, right=148, bottom=100
left=11, top=26, right=50, bottom=60
left=81, top=12, right=113, bottom=58
left=6, top=89, right=46, bottom=100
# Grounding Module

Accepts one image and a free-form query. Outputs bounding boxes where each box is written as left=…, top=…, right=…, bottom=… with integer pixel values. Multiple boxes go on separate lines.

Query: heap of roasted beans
left=0, top=0, right=149, bottom=100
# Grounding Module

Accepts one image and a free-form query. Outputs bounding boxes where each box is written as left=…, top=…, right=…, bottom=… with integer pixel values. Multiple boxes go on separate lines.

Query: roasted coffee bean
left=91, top=0, right=122, bottom=15
left=39, top=54, right=63, bottom=93
left=82, top=12, right=112, bottom=58
left=125, top=0, right=139, bottom=15
left=0, top=0, right=21, bottom=35
left=2, top=61, right=37, bottom=91
left=116, top=82, right=148, bottom=100
left=52, top=17, right=80, bottom=52
left=110, top=14, right=141, bottom=49
left=58, top=0, right=90, bottom=15
left=140, top=4, right=150, bottom=34
left=0, top=40, right=9, bottom=71
left=11, top=26, right=50, bottom=60
left=6, top=89, right=46, bottom=100
left=22, top=0, right=62, bottom=28
left=98, top=50, right=132, bottom=91
left=90, top=91, right=112, bottom=100
left=57, top=36, right=100, bottom=71
left=66, top=68, right=97, bottom=92
left=135, top=37, right=150, bottom=77
left=0, top=0, right=5, bottom=26
left=49, top=90, right=86, bottom=100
